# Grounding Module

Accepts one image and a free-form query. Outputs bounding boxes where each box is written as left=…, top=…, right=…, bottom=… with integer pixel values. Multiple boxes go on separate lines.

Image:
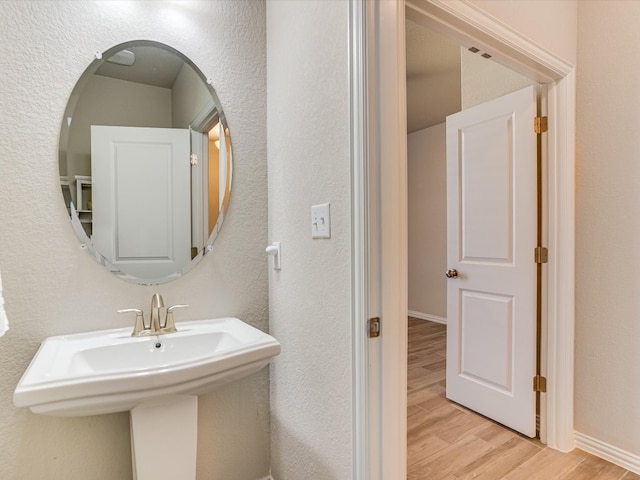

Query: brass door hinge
left=368, top=317, right=380, bottom=338
left=534, top=246, right=548, bottom=264
left=533, top=375, right=547, bottom=393
left=534, top=116, right=548, bottom=134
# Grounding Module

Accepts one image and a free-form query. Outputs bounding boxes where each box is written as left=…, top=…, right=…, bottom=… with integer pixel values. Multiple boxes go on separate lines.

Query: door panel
left=459, top=290, right=513, bottom=390
left=91, top=126, right=191, bottom=281
left=446, top=86, right=537, bottom=437
left=460, top=114, right=514, bottom=263
left=115, top=143, right=172, bottom=258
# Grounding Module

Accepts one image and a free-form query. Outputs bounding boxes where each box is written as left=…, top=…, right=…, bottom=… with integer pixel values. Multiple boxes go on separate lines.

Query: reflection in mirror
left=59, top=41, right=232, bottom=285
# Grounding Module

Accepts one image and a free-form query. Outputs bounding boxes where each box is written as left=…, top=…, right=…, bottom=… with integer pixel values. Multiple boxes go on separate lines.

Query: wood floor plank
left=474, top=423, right=537, bottom=449
left=559, top=451, right=628, bottom=480
left=503, top=448, right=584, bottom=480
left=560, top=462, right=627, bottom=480
left=407, top=433, right=449, bottom=468
left=410, top=435, right=495, bottom=480
left=406, top=318, right=635, bottom=480
left=455, top=437, right=541, bottom=480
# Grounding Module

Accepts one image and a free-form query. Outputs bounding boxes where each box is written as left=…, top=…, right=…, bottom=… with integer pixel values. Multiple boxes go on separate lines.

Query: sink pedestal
left=130, top=395, right=198, bottom=480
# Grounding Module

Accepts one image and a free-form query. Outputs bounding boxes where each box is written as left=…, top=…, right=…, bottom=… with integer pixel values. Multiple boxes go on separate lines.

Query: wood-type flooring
left=407, top=317, right=638, bottom=480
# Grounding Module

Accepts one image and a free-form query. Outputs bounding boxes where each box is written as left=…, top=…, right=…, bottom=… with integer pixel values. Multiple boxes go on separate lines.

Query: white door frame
left=350, top=1, right=576, bottom=478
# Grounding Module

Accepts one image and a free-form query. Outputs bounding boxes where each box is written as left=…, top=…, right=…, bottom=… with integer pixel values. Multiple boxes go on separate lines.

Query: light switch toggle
left=311, top=203, right=331, bottom=239
left=265, top=242, right=281, bottom=270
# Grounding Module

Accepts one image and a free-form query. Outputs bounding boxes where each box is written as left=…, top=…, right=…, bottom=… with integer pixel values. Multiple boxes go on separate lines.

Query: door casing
left=349, top=1, right=576, bottom=479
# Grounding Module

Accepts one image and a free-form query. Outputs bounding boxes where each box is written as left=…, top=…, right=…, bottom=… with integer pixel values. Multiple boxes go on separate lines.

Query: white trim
left=364, top=1, right=409, bottom=479
left=349, top=1, right=371, bottom=479
left=575, top=432, right=640, bottom=475
left=361, top=2, right=577, bottom=477
left=408, top=311, right=447, bottom=325
left=405, top=0, right=572, bottom=83
left=189, top=98, right=218, bottom=133
left=257, top=476, right=274, bottom=480
left=541, top=70, right=576, bottom=452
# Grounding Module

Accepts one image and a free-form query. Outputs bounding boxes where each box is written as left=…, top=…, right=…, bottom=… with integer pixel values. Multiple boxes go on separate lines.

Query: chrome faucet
left=118, top=294, right=189, bottom=336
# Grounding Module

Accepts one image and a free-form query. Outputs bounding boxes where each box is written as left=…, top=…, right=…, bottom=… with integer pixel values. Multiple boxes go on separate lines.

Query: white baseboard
left=574, top=431, right=640, bottom=475
left=408, top=310, right=447, bottom=325
left=257, top=475, right=274, bottom=480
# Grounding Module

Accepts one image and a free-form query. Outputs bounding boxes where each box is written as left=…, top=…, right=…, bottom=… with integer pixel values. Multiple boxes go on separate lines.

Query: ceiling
left=95, top=45, right=185, bottom=88
left=405, top=20, right=461, bottom=134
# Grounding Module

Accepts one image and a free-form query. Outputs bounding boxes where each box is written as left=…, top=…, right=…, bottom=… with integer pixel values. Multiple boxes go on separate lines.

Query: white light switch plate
left=311, top=203, right=331, bottom=239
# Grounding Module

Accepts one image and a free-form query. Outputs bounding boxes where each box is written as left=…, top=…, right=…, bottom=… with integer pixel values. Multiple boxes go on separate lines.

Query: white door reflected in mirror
left=91, top=126, right=191, bottom=282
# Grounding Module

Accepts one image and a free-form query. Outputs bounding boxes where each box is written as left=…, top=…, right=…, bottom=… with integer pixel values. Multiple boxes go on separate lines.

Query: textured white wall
left=408, top=123, right=447, bottom=319
left=266, top=0, right=352, bottom=478
left=575, top=1, right=640, bottom=457
left=0, top=2, right=268, bottom=479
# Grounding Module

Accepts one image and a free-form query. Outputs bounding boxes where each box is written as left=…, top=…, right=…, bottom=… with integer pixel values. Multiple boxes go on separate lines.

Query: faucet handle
left=162, top=304, right=189, bottom=333
left=117, top=308, right=147, bottom=337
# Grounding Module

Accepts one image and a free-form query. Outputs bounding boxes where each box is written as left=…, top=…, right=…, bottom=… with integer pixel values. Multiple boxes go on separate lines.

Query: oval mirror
left=59, top=41, right=232, bottom=285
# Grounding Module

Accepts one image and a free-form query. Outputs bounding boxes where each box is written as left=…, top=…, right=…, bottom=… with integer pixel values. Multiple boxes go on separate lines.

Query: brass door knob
left=445, top=269, right=458, bottom=279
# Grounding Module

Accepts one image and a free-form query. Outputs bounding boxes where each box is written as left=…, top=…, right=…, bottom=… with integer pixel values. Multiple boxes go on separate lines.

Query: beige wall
left=171, top=62, right=212, bottom=129
left=267, top=0, right=352, bottom=478
left=575, top=0, right=640, bottom=457
left=0, top=1, right=268, bottom=479
left=408, top=123, right=447, bottom=320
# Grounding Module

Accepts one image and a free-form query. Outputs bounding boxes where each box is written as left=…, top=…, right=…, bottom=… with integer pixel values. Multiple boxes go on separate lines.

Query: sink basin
left=14, top=317, right=280, bottom=417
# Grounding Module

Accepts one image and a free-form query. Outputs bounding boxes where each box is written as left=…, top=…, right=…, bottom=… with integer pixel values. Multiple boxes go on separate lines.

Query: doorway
left=406, top=15, right=543, bottom=455
left=349, top=1, right=577, bottom=478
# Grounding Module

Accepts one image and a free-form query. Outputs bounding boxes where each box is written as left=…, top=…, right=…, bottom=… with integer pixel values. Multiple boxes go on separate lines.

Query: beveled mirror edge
left=58, top=39, right=233, bottom=285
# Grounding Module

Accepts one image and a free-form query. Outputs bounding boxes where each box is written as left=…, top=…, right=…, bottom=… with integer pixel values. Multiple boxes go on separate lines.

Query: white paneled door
left=91, top=126, right=191, bottom=281
left=445, top=86, right=538, bottom=437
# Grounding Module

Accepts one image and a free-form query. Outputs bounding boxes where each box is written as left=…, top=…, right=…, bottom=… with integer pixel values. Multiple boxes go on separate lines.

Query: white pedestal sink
left=14, top=317, right=280, bottom=480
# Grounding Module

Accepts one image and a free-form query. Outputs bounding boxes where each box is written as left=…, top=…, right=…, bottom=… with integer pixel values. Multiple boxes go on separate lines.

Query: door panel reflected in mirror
left=59, top=40, right=232, bottom=284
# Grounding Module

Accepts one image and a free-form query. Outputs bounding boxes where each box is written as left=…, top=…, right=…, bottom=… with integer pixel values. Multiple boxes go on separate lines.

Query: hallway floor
left=407, top=317, right=639, bottom=480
